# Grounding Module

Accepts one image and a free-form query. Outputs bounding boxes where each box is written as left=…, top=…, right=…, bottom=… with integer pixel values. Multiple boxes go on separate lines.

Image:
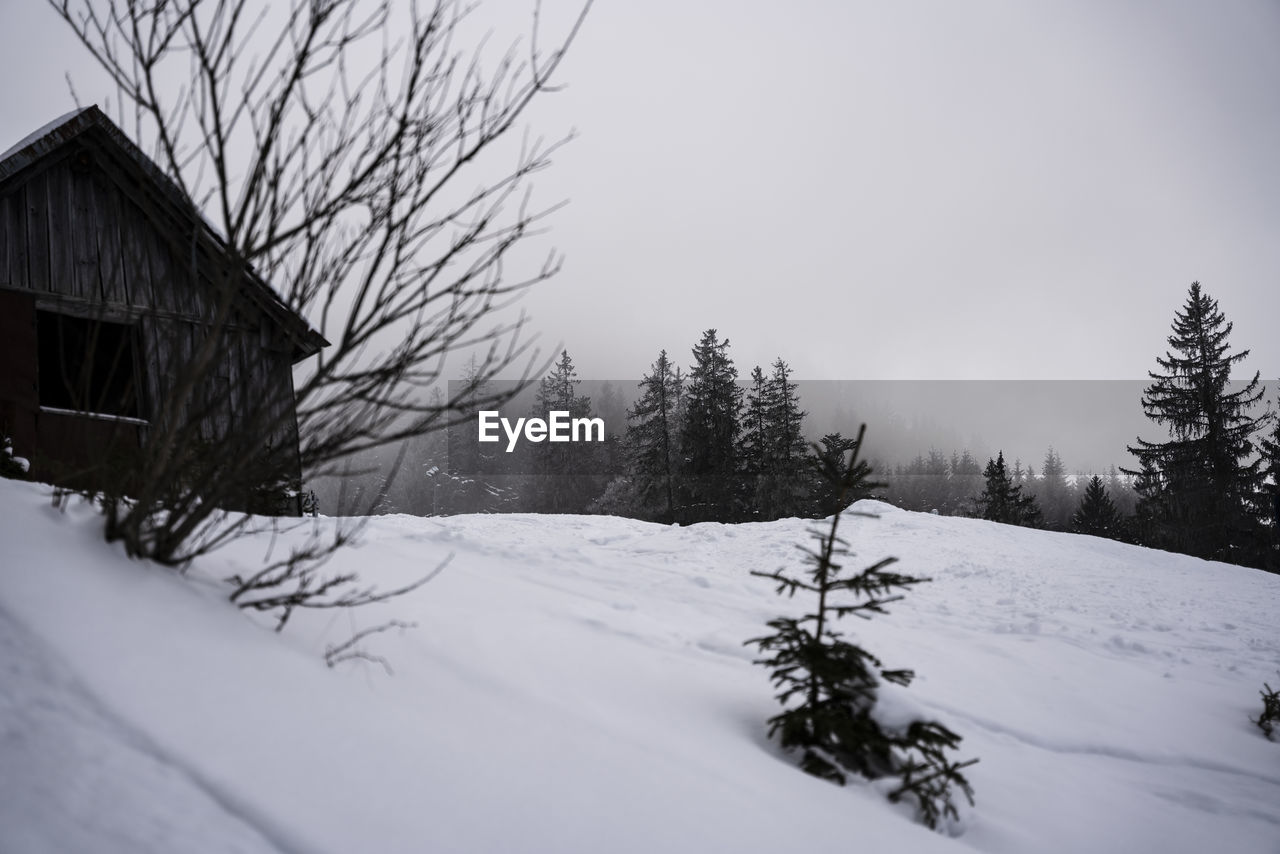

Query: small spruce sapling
left=746, top=424, right=976, bottom=830
left=1254, top=679, right=1279, bottom=741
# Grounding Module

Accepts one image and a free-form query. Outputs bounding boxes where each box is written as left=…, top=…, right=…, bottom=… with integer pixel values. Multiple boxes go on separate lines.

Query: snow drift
left=1, top=479, right=1277, bottom=853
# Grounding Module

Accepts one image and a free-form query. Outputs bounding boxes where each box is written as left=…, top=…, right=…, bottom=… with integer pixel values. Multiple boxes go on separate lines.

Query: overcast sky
left=2, top=0, right=1278, bottom=467
left=526, top=0, right=1280, bottom=384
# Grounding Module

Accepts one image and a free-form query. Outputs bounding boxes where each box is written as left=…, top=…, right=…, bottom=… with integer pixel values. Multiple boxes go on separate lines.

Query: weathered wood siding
left=0, top=137, right=302, bottom=498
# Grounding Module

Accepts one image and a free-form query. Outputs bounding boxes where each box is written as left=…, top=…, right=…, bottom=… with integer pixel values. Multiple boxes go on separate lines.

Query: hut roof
left=0, top=106, right=327, bottom=363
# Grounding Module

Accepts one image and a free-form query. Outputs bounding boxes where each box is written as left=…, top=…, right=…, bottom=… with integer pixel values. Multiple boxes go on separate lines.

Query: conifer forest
left=320, top=283, right=1279, bottom=574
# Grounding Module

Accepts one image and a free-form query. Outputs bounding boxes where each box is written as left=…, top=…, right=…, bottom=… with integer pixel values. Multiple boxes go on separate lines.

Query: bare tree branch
left=46, top=0, right=590, bottom=627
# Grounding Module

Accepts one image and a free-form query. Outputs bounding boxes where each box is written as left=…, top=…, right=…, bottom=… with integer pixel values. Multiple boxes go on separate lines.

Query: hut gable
left=0, top=106, right=326, bottom=507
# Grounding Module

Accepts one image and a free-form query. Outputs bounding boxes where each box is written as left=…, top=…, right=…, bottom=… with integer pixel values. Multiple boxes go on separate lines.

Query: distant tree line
left=315, top=330, right=878, bottom=523
left=880, top=448, right=1141, bottom=533
left=312, top=284, right=1278, bottom=572
left=883, top=282, right=1279, bottom=571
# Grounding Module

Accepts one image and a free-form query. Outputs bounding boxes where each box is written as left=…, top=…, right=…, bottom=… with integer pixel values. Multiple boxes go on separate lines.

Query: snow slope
left=1, top=478, right=1277, bottom=853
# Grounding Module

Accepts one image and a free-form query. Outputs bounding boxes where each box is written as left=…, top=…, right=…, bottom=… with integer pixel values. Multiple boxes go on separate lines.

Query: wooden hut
left=0, top=106, right=325, bottom=509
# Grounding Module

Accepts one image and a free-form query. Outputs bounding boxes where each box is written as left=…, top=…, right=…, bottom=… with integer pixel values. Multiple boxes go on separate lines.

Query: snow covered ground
left=1, top=477, right=1277, bottom=853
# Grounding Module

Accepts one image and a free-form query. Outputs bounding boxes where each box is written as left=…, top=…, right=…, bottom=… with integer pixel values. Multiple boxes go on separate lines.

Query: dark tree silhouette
left=974, top=452, right=1042, bottom=527
left=1072, top=476, right=1122, bottom=539
left=625, top=350, right=683, bottom=521
left=1258, top=383, right=1280, bottom=572
left=525, top=350, right=599, bottom=513
left=809, top=432, right=880, bottom=518
left=740, top=365, right=774, bottom=511
left=1124, top=283, right=1271, bottom=565
left=678, top=329, right=742, bottom=522
left=51, top=0, right=590, bottom=625
left=740, top=358, right=808, bottom=520
left=1255, top=680, right=1280, bottom=740
left=747, top=424, right=976, bottom=830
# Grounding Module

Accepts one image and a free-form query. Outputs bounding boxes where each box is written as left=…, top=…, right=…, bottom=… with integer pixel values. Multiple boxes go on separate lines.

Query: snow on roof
left=0, top=105, right=95, bottom=164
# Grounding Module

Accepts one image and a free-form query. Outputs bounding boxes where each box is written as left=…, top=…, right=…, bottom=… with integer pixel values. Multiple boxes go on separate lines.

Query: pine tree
left=1072, top=476, right=1122, bottom=538
left=678, top=329, right=743, bottom=522
left=740, top=365, right=775, bottom=515
left=1258, top=382, right=1280, bottom=571
left=809, top=432, right=880, bottom=517
left=1124, top=283, right=1272, bottom=565
left=766, top=358, right=809, bottom=518
left=974, top=452, right=1042, bottom=527
left=528, top=350, right=599, bottom=513
left=1126, top=456, right=1163, bottom=546
left=741, top=358, right=810, bottom=520
left=746, top=424, right=976, bottom=830
left=1254, top=680, right=1280, bottom=740
left=625, top=350, right=683, bottom=522
left=1105, top=464, right=1137, bottom=516
left=1033, top=447, right=1072, bottom=530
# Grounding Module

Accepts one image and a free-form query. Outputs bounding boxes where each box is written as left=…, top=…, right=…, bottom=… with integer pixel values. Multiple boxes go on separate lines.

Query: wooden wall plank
left=141, top=206, right=174, bottom=315
left=117, top=191, right=154, bottom=312
left=92, top=170, right=129, bottom=305
left=223, top=328, right=243, bottom=442
left=138, top=314, right=164, bottom=425
left=70, top=165, right=100, bottom=302
left=24, top=173, right=51, bottom=293
left=0, top=192, right=14, bottom=287
left=269, top=354, right=299, bottom=453
left=167, top=224, right=197, bottom=319
left=13, top=187, right=28, bottom=289
left=44, top=165, right=78, bottom=298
